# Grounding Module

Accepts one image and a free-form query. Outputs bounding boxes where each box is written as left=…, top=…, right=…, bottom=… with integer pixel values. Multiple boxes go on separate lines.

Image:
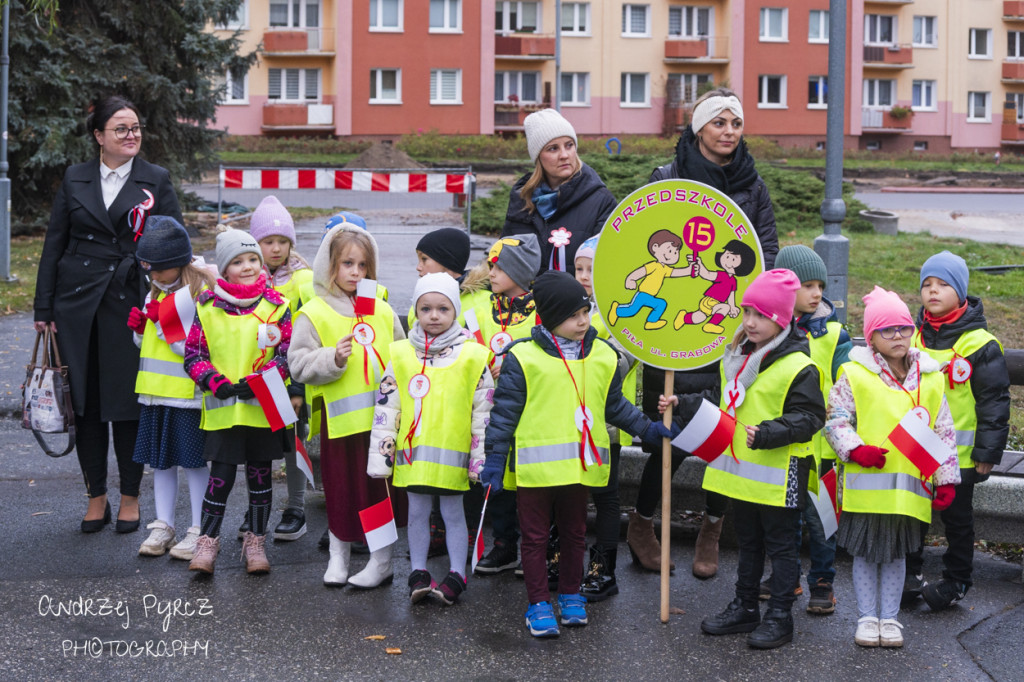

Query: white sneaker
left=138, top=520, right=176, bottom=557
left=854, top=616, right=880, bottom=647
left=169, top=526, right=202, bottom=561
left=879, top=618, right=904, bottom=648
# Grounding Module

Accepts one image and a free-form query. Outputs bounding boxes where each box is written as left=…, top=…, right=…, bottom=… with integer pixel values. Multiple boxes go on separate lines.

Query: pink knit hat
left=740, top=268, right=800, bottom=326
left=862, top=285, right=914, bottom=341
left=249, top=195, right=296, bottom=245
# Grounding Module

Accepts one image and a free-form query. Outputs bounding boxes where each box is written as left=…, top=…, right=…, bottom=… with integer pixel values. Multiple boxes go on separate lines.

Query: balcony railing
left=862, top=107, right=913, bottom=131
left=664, top=36, right=729, bottom=61
left=1002, top=121, right=1024, bottom=142
left=263, top=28, right=335, bottom=54
left=864, top=44, right=913, bottom=65
left=262, top=103, right=334, bottom=130
left=1004, top=1, right=1024, bottom=19
left=493, top=103, right=548, bottom=129
left=495, top=34, right=555, bottom=58
left=1003, top=60, right=1024, bottom=81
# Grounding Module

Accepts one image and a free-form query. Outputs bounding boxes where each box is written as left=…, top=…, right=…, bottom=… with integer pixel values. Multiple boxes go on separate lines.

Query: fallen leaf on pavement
left=669, top=607, right=686, bottom=615
left=385, top=647, right=402, bottom=655
left=364, top=635, right=385, bottom=641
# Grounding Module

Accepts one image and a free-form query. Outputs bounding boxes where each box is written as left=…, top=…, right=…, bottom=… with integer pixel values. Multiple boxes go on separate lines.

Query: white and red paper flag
left=888, top=410, right=949, bottom=479
left=470, top=485, right=493, bottom=574
left=294, top=436, right=315, bottom=489
left=808, top=468, right=841, bottom=540
left=463, top=308, right=485, bottom=345
left=359, top=497, right=398, bottom=552
left=157, top=288, right=196, bottom=344
left=670, top=399, right=737, bottom=463
left=354, top=278, right=377, bottom=316
left=248, top=368, right=299, bottom=432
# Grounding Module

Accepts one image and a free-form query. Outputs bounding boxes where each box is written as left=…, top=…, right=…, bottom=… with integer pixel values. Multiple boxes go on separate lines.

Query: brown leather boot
left=241, top=531, right=271, bottom=574
left=189, top=535, right=220, bottom=574
left=627, top=511, right=674, bottom=572
left=692, top=514, right=724, bottom=579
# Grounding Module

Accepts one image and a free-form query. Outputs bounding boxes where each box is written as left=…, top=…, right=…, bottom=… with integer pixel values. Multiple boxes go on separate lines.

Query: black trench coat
left=34, top=157, right=182, bottom=421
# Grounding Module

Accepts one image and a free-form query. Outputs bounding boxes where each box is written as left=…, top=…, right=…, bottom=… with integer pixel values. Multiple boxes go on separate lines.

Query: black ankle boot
left=701, top=598, right=761, bottom=635
left=580, top=546, right=619, bottom=602
left=746, top=607, right=794, bottom=649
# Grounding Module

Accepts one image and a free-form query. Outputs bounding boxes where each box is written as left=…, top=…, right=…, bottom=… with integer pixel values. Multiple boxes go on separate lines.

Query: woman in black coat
left=34, top=96, right=183, bottom=533
left=500, top=108, right=617, bottom=277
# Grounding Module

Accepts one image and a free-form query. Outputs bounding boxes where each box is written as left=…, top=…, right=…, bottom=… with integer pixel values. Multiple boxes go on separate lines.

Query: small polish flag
left=470, top=485, right=492, bottom=574
left=157, top=289, right=196, bottom=344
left=809, top=468, right=841, bottom=540
left=247, top=368, right=299, bottom=432
left=359, top=497, right=398, bottom=552
left=295, top=436, right=314, bottom=489
left=670, top=399, right=736, bottom=463
left=463, top=308, right=485, bottom=345
left=354, top=278, right=377, bottom=316
left=888, top=410, right=950, bottom=479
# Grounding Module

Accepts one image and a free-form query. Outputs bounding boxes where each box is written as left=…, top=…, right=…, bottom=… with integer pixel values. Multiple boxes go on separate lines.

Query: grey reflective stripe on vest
left=708, top=453, right=788, bottom=488
left=204, top=394, right=261, bottom=410
left=139, top=357, right=190, bottom=381
left=326, top=390, right=374, bottom=418
left=402, top=445, right=469, bottom=468
left=955, top=429, right=974, bottom=447
left=844, top=471, right=931, bottom=500
left=517, top=442, right=610, bottom=466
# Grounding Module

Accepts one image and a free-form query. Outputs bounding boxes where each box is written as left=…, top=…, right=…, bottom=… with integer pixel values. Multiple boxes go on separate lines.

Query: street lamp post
left=0, top=1, right=16, bottom=283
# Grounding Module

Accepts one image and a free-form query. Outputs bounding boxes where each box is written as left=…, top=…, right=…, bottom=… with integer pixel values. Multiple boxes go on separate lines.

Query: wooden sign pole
left=660, top=370, right=674, bottom=624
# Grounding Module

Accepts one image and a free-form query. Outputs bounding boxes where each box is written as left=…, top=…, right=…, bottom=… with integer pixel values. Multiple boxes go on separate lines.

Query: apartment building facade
left=211, top=0, right=1024, bottom=152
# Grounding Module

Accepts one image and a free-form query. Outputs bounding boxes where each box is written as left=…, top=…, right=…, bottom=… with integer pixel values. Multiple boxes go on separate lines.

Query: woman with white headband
left=628, top=87, right=779, bottom=580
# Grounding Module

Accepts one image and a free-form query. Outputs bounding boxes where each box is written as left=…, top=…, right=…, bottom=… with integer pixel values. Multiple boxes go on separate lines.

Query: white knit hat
left=524, top=108, right=578, bottom=163
left=412, top=272, right=462, bottom=320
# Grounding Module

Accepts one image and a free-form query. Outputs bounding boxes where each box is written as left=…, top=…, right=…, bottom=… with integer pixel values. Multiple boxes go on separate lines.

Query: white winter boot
left=324, top=531, right=352, bottom=586
left=348, top=544, right=394, bottom=589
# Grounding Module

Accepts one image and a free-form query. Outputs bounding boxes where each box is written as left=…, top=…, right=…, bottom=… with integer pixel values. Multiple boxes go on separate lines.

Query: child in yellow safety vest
left=406, top=227, right=491, bottom=329
left=288, top=221, right=407, bottom=589
left=662, top=269, right=825, bottom=650
left=183, top=227, right=294, bottom=576
left=248, top=195, right=313, bottom=542
left=904, top=251, right=1010, bottom=610
left=824, top=286, right=960, bottom=648
left=482, top=271, right=673, bottom=639
left=129, top=216, right=215, bottom=561
left=369, top=273, right=494, bottom=605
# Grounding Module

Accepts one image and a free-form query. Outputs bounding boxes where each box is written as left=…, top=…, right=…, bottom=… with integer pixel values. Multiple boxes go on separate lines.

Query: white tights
left=852, top=555, right=905, bottom=620
left=407, top=492, right=468, bottom=578
left=153, top=466, right=209, bottom=530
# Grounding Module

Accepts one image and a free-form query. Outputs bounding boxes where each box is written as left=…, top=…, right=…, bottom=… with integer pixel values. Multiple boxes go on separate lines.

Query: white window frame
left=759, top=8, right=788, bottom=42
left=968, top=28, right=992, bottom=59
left=561, top=2, right=590, bottom=36
left=757, top=74, right=787, bottom=108
left=1009, top=31, right=1024, bottom=60
left=621, top=4, right=651, bottom=38
left=495, top=1, right=541, bottom=34
left=218, top=0, right=249, bottom=29
left=430, top=69, right=462, bottom=105
left=913, top=140, right=928, bottom=152
left=913, top=16, right=937, bottom=48
left=369, top=68, right=401, bottom=104
left=863, top=78, right=895, bottom=108
left=560, top=72, right=590, bottom=106
left=494, top=70, right=541, bottom=104
left=1008, top=93, right=1024, bottom=123
left=268, top=68, right=321, bottom=102
left=270, top=0, right=319, bottom=28
left=911, top=79, right=937, bottom=111
left=429, top=0, right=461, bottom=33
left=667, top=73, right=712, bottom=106
left=808, top=9, right=828, bottom=44
left=222, top=66, right=249, bottom=104
left=807, top=76, right=827, bottom=109
left=669, top=6, right=711, bottom=38
left=620, top=72, right=650, bottom=107
left=369, top=0, right=403, bottom=32
left=865, top=14, right=896, bottom=46
left=967, top=91, right=990, bottom=122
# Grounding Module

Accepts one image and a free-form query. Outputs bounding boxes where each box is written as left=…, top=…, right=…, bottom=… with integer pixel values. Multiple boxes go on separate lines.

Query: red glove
left=144, top=299, right=161, bottom=322
left=127, top=307, right=147, bottom=334
left=932, top=484, right=956, bottom=510
left=849, top=445, right=888, bottom=469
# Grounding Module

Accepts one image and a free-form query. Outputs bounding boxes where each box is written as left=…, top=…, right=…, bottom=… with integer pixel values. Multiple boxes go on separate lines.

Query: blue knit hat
left=136, top=216, right=192, bottom=271
left=920, top=250, right=968, bottom=303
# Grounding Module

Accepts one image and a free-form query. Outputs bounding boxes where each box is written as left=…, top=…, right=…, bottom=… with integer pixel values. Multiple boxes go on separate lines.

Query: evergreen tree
left=8, top=0, right=255, bottom=231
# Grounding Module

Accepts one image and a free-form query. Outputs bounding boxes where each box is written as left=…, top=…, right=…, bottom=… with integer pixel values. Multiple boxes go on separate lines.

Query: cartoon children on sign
left=607, top=230, right=693, bottom=330
left=674, top=239, right=757, bottom=334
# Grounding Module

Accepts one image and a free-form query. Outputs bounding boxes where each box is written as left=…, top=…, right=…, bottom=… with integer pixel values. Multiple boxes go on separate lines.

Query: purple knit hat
left=249, top=195, right=295, bottom=245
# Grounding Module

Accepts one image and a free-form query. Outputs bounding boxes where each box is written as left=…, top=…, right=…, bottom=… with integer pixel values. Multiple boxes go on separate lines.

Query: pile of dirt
left=344, top=142, right=423, bottom=170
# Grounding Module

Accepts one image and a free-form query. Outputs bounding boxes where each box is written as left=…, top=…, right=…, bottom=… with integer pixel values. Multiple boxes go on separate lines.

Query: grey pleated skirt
left=836, top=511, right=923, bottom=564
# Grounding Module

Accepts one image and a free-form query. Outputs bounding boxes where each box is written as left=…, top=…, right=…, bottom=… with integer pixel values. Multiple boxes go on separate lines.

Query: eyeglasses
left=876, top=325, right=915, bottom=340
left=106, top=124, right=143, bottom=140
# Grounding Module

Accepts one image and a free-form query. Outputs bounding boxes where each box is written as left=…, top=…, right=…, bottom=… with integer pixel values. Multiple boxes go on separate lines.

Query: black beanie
left=416, top=228, right=471, bottom=274
left=136, top=215, right=193, bottom=271
left=533, top=271, right=591, bottom=332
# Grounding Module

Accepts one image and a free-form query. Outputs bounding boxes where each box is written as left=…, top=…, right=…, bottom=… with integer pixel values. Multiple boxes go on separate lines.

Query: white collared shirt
left=99, top=158, right=134, bottom=210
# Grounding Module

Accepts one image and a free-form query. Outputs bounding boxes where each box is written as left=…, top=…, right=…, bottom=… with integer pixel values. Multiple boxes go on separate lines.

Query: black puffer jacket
left=915, top=296, right=1010, bottom=468
left=675, top=325, right=825, bottom=451
left=501, top=162, right=618, bottom=277
left=484, top=326, right=652, bottom=467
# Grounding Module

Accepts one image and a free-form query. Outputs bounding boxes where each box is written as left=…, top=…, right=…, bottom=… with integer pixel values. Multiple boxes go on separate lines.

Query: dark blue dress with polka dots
left=132, top=404, right=206, bottom=469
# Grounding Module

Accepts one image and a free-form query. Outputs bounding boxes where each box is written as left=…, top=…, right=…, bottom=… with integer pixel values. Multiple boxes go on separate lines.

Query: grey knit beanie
left=488, top=234, right=541, bottom=292
left=215, top=227, right=263, bottom=275
left=524, top=108, right=578, bottom=163
left=136, top=215, right=192, bottom=271
left=775, top=245, right=828, bottom=288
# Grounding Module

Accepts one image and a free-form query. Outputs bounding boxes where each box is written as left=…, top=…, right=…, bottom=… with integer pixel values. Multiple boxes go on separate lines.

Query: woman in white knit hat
left=500, top=108, right=616, bottom=277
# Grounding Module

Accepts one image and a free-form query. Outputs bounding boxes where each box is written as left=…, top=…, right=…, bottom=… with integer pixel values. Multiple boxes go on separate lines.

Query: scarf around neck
left=215, top=272, right=268, bottom=308
left=408, top=321, right=467, bottom=354
left=674, top=126, right=759, bottom=196
left=722, top=323, right=791, bottom=391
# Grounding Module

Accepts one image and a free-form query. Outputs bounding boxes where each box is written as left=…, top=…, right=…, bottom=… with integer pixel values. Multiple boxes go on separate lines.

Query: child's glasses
left=876, top=325, right=915, bottom=339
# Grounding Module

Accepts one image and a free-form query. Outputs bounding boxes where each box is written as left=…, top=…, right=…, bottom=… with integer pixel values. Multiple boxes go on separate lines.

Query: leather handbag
left=21, top=328, right=76, bottom=457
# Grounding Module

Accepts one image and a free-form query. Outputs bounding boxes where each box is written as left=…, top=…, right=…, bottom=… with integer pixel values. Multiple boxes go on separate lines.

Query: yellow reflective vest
left=840, top=360, right=946, bottom=523
left=135, top=290, right=198, bottom=400
left=509, top=339, right=615, bottom=488
left=296, top=296, right=395, bottom=439
left=912, top=328, right=1002, bottom=469
left=593, top=312, right=639, bottom=446
left=198, top=296, right=288, bottom=431
left=272, top=268, right=313, bottom=318
left=390, top=340, right=490, bottom=491
left=806, top=321, right=842, bottom=463
left=472, top=294, right=537, bottom=364
left=702, top=352, right=816, bottom=507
